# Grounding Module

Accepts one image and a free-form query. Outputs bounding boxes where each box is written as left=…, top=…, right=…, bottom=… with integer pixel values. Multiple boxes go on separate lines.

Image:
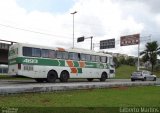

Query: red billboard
left=120, top=34, right=140, bottom=46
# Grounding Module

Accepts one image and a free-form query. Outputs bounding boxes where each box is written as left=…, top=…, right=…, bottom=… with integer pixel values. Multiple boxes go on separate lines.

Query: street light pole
left=71, top=11, right=77, bottom=48
left=137, top=41, right=140, bottom=71
left=90, top=36, right=93, bottom=50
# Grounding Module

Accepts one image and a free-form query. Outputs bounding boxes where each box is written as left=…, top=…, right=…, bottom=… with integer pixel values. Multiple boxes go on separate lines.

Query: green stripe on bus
left=9, top=57, right=109, bottom=69
left=59, top=60, right=65, bottom=66
left=73, top=61, right=79, bottom=67
left=85, top=62, right=97, bottom=68
left=77, top=68, right=82, bottom=73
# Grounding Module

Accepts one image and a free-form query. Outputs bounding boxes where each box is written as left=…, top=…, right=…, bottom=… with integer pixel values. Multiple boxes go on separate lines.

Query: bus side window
left=62, top=52, right=68, bottom=60
left=23, top=47, right=40, bottom=57
left=49, top=50, right=56, bottom=59
left=32, top=48, right=41, bottom=57
left=91, top=55, right=96, bottom=62
left=96, top=56, right=100, bottom=62
left=69, top=52, right=79, bottom=61
left=85, top=54, right=91, bottom=61
left=80, top=53, right=86, bottom=61
left=101, top=56, right=107, bottom=63
left=23, top=47, right=32, bottom=56
left=57, top=51, right=63, bottom=59
left=41, top=49, right=49, bottom=58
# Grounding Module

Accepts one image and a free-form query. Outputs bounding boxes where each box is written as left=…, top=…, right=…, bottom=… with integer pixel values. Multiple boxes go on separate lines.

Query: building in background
left=0, top=64, right=8, bottom=75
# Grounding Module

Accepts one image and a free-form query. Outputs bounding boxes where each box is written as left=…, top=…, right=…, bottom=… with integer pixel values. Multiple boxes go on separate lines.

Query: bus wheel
left=47, top=71, right=57, bottom=83
left=87, top=78, right=94, bottom=82
left=35, top=78, right=45, bottom=83
left=100, top=72, right=107, bottom=82
left=60, top=71, right=69, bottom=82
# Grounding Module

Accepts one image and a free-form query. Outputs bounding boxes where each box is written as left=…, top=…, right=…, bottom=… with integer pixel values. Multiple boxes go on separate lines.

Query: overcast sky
left=0, top=0, right=160, bottom=57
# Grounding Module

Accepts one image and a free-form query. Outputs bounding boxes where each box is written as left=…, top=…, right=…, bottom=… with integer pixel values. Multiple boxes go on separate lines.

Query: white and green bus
left=8, top=43, right=115, bottom=82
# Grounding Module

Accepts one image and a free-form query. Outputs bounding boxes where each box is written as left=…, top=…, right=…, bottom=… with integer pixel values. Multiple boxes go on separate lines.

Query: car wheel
left=143, top=77, right=146, bottom=81
left=153, top=77, right=156, bottom=81
left=87, top=78, right=94, bottom=82
left=47, top=71, right=57, bottom=83
left=131, top=79, right=135, bottom=82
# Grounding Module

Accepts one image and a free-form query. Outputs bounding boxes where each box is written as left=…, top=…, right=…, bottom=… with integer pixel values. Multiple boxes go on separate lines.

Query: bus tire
left=100, top=72, right=107, bottom=82
left=47, top=70, right=58, bottom=83
left=35, top=78, right=45, bottom=83
left=60, top=71, right=69, bottom=82
left=87, top=78, right=94, bottom=82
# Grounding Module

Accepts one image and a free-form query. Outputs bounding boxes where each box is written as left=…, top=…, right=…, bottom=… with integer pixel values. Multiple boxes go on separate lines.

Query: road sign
left=100, top=38, right=115, bottom=49
left=77, top=37, right=84, bottom=42
left=120, top=34, right=140, bottom=46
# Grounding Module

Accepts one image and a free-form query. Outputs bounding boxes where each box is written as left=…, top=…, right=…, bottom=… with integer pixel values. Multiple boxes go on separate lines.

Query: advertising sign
left=120, top=34, right=140, bottom=46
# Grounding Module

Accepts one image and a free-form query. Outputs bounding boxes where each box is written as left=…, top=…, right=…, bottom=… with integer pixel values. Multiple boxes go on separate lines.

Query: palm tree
left=140, top=41, right=160, bottom=72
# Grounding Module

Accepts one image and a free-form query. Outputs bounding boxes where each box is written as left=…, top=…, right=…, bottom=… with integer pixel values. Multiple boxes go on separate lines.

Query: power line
left=0, top=22, right=160, bottom=44
left=0, top=23, right=71, bottom=38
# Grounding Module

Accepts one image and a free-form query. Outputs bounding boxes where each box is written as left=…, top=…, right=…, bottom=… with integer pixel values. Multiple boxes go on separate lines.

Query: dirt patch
left=111, top=86, right=128, bottom=90
left=40, top=99, right=50, bottom=103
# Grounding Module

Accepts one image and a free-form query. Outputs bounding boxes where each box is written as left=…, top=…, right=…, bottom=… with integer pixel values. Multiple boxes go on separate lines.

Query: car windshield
left=133, top=71, right=142, bottom=74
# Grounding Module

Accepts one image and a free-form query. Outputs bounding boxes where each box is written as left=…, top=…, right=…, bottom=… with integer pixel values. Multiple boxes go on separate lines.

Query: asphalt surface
left=0, top=78, right=159, bottom=95
left=0, top=78, right=159, bottom=85
left=0, top=78, right=132, bottom=86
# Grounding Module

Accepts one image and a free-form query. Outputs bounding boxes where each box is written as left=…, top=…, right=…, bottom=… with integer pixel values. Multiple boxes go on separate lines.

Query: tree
left=113, top=57, right=120, bottom=68
left=119, top=56, right=126, bottom=65
left=126, top=57, right=135, bottom=66
left=140, top=41, right=160, bottom=72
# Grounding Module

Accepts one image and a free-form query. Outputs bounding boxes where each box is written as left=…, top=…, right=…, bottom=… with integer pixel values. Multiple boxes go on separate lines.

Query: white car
left=131, top=70, right=156, bottom=81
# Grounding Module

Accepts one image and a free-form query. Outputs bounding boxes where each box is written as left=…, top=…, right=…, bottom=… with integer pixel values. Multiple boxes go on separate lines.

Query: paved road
left=0, top=78, right=159, bottom=85
left=0, top=78, right=159, bottom=94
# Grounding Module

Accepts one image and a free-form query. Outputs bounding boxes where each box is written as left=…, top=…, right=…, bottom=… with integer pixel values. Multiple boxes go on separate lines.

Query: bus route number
left=23, top=59, right=38, bottom=64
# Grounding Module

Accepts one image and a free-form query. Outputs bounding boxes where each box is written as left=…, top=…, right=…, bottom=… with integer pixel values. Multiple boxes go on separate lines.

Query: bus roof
left=10, top=43, right=58, bottom=50
left=11, top=43, right=112, bottom=57
left=67, top=48, right=112, bottom=57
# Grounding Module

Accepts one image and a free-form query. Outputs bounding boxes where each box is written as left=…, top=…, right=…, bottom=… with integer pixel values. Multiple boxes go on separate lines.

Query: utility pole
left=137, top=41, right=140, bottom=71
left=90, top=36, right=93, bottom=50
left=70, top=11, right=77, bottom=48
